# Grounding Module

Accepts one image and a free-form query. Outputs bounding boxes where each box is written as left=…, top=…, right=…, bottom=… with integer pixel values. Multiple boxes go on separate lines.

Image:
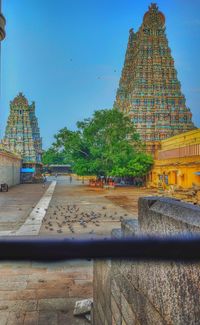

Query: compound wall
left=93, top=197, right=200, bottom=325
left=0, top=150, right=21, bottom=187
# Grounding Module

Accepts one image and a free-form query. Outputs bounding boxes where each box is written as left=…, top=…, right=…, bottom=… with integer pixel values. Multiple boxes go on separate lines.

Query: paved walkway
left=0, top=183, right=47, bottom=234
left=40, top=176, right=135, bottom=238
left=0, top=179, right=93, bottom=324
left=15, top=181, right=56, bottom=236
left=0, top=182, right=56, bottom=236
left=0, top=176, right=155, bottom=324
left=0, top=260, right=92, bottom=325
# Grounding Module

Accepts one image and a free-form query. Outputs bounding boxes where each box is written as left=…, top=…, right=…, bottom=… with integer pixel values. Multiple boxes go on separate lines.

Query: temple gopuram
left=114, top=3, right=195, bottom=156
left=2, top=93, right=43, bottom=169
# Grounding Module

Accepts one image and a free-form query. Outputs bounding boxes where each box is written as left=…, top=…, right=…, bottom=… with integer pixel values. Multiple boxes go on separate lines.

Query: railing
left=0, top=236, right=200, bottom=261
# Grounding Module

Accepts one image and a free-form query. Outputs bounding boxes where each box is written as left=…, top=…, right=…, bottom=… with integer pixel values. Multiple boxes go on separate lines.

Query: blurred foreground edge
left=0, top=236, right=200, bottom=262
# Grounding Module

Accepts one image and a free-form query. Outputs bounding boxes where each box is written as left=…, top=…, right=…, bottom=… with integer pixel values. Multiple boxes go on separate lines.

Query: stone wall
left=93, top=197, right=200, bottom=325
left=0, top=150, right=21, bottom=187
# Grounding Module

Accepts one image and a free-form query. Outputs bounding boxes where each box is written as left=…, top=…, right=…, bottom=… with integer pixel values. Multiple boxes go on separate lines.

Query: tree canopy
left=42, top=147, right=69, bottom=165
left=51, top=109, right=153, bottom=177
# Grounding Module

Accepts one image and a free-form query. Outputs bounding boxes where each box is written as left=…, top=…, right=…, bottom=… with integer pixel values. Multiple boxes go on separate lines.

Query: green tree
left=42, top=147, right=69, bottom=165
left=111, top=153, right=153, bottom=177
left=52, top=109, right=153, bottom=177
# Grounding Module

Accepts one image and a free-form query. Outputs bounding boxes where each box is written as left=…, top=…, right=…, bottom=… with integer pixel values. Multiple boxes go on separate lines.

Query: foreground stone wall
left=0, top=150, right=21, bottom=187
left=93, top=197, right=200, bottom=325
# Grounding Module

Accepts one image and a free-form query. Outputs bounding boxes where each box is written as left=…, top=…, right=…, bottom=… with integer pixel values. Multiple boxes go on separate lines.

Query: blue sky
left=1, top=0, right=200, bottom=148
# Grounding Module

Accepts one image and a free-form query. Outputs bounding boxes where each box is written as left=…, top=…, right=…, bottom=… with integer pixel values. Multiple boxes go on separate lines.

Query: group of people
left=89, top=178, right=116, bottom=188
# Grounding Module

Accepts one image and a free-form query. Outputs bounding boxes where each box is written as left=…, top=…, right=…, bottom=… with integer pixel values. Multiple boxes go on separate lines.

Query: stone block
left=69, top=280, right=92, bottom=298
left=38, top=298, right=71, bottom=311
left=0, top=311, right=9, bottom=325
left=121, top=219, right=139, bottom=237
left=36, top=288, right=69, bottom=299
left=38, top=311, right=58, bottom=325
left=23, top=311, right=39, bottom=325
left=96, top=302, right=105, bottom=324
left=111, top=295, right=121, bottom=325
left=121, top=293, right=138, bottom=325
left=111, top=228, right=122, bottom=238
left=0, top=300, right=37, bottom=313
left=138, top=196, right=200, bottom=235
left=6, top=312, right=25, bottom=325
left=73, top=298, right=93, bottom=316
left=111, top=277, right=121, bottom=308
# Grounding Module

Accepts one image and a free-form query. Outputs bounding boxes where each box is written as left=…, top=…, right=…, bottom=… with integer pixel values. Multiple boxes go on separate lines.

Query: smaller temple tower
left=2, top=93, right=42, bottom=165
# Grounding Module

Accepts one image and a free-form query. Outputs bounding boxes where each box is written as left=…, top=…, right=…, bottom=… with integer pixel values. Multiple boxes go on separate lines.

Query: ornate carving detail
left=12, top=92, right=29, bottom=107
left=143, top=3, right=165, bottom=29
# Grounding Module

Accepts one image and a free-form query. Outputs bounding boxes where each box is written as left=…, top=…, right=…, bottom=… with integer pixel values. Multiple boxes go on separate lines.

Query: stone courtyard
left=0, top=176, right=155, bottom=324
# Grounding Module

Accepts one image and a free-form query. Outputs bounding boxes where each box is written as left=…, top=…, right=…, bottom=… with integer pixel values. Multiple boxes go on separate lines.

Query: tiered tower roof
left=2, top=93, right=42, bottom=164
left=114, top=3, right=195, bottom=154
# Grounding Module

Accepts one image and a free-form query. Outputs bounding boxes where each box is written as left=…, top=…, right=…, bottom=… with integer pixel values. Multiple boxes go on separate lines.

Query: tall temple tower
left=114, top=3, right=195, bottom=155
left=2, top=93, right=42, bottom=164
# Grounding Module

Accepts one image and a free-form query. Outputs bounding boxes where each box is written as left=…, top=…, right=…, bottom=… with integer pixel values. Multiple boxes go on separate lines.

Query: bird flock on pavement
left=41, top=204, right=128, bottom=235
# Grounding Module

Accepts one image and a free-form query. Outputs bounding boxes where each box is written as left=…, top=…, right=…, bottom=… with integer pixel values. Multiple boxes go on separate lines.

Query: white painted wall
left=0, top=151, right=21, bottom=187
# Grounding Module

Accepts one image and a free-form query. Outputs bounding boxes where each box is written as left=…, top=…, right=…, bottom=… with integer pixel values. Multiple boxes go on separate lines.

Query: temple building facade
left=148, top=129, right=200, bottom=189
left=0, top=1, right=21, bottom=187
left=2, top=93, right=43, bottom=166
left=114, top=3, right=195, bottom=155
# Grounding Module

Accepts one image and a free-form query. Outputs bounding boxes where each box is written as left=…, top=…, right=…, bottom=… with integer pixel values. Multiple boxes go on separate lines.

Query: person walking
left=69, top=175, right=72, bottom=184
left=42, top=174, right=47, bottom=188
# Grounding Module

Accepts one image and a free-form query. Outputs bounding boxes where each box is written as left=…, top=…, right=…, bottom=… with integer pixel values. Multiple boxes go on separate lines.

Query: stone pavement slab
left=0, top=183, right=47, bottom=233
left=0, top=181, right=56, bottom=236
left=0, top=260, right=93, bottom=325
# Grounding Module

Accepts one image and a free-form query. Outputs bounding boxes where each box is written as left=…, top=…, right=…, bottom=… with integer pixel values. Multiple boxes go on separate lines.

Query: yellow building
left=149, top=129, right=200, bottom=189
